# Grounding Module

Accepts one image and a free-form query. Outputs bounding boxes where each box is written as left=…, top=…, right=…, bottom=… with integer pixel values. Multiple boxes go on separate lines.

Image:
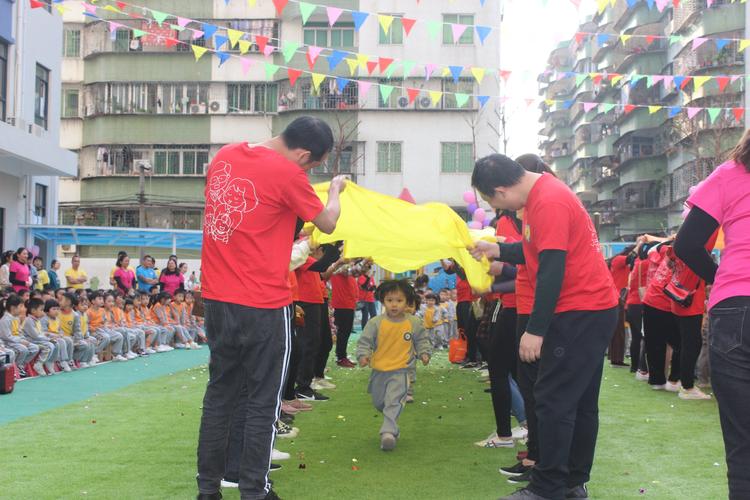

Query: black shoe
left=499, top=462, right=532, bottom=476
left=566, top=485, right=588, bottom=499
left=297, top=389, right=329, bottom=401
left=507, top=468, right=533, bottom=484
left=497, top=488, right=551, bottom=500
left=270, top=463, right=282, bottom=472
left=197, top=493, right=222, bottom=500
left=263, top=490, right=282, bottom=500
left=280, top=414, right=295, bottom=425
left=461, top=362, right=478, bottom=369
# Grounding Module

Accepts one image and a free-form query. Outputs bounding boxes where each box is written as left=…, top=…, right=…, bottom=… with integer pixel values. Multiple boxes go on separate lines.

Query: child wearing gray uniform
left=22, top=298, right=57, bottom=375
left=0, top=296, right=39, bottom=376
left=357, top=280, right=431, bottom=451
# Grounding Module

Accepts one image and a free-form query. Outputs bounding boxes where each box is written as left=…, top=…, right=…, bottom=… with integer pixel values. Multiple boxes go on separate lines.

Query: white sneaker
left=91, top=355, right=99, bottom=364
left=665, top=381, right=682, bottom=393
left=156, top=345, right=170, bottom=353
left=45, top=362, right=57, bottom=375
left=651, top=384, right=666, bottom=391
left=114, top=354, right=128, bottom=362
left=475, top=432, right=515, bottom=448
left=220, top=479, right=238, bottom=489
left=126, top=351, right=138, bottom=360
left=164, top=345, right=174, bottom=351
left=33, top=361, right=46, bottom=376
left=635, top=371, right=649, bottom=381
left=61, top=361, right=72, bottom=372
left=79, top=362, right=89, bottom=369
left=479, top=369, right=490, bottom=378
left=312, top=378, right=336, bottom=390
left=191, top=342, right=202, bottom=350
left=271, top=449, right=290, bottom=461
left=679, top=387, right=712, bottom=400
left=146, top=348, right=157, bottom=354
left=511, top=427, right=528, bottom=441
left=175, top=343, right=186, bottom=349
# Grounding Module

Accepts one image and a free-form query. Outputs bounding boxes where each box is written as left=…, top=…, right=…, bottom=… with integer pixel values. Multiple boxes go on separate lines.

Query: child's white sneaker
left=475, top=432, right=515, bottom=448
left=190, top=341, right=202, bottom=350
left=44, top=362, right=57, bottom=375
left=175, top=343, right=186, bottom=349
left=91, top=355, right=99, bottom=364
left=156, top=345, right=170, bottom=353
left=33, top=361, right=46, bottom=376
left=114, top=354, right=127, bottom=362
left=271, top=449, right=290, bottom=461
left=665, top=381, right=682, bottom=393
left=61, top=361, right=72, bottom=372
left=79, top=362, right=89, bottom=368
left=511, top=427, right=528, bottom=440
left=126, top=351, right=138, bottom=360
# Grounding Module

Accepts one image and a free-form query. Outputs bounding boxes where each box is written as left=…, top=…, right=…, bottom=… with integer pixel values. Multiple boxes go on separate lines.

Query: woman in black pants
left=625, top=254, right=649, bottom=376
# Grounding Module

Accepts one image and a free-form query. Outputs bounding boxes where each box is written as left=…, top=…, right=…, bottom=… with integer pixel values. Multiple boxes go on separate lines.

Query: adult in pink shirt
left=159, top=259, right=184, bottom=296
left=9, top=248, right=32, bottom=293
left=113, top=254, right=136, bottom=295
left=675, top=148, right=750, bottom=499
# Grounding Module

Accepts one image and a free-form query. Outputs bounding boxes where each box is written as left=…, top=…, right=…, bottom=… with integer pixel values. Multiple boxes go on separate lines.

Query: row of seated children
left=0, top=287, right=205, bottom=378
left=417, top=288, right=458, bottom=349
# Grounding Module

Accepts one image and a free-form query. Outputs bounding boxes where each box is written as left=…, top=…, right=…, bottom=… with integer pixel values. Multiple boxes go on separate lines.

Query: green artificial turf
left=0, top=345, right=728, bottom=500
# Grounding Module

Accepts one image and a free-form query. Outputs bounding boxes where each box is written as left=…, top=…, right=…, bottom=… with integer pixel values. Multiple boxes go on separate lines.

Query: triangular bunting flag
left=707, top=108, right=723, bottom=124
left=379, top=84, right=395, bottom=102
left=601, top=103, right=616, bottom=113
left=471, top=67, right=486, bottom=84
left=715, top=38, right=730, bottom=51
left=476, top=25, right=492, bottom=45
left=214, top=35, right=228, bottom=50
left=255, top=35, right=269, bottom=54
left=378, top=15, right=394, bottom=35
left=668, top=106, right=681, bottom=118
left=216, top=51, right=231, bottom=67
left=499, top=70, right=512, bottom=81
left=402, top=18, right=417, bottom=37
left=192, top=30, right=204, bottom=40
left=288, top=68, right=302, bottom=86
left=732, top=108, right=745, bottom=122
left=575, top=74, right=588, bottom=87
left=455, top=93, right=470, bottom=108
left=164, top=38, right=179, bottom=49
left=717, top=76, right=730, bottom=92
left=30, top=0, right=46, bottom=8
left=692, top=37, right=708, bottom=49
left=583, top=102, right=598, bottom=112
left=151, top=10, right=169, bottom=26
left=741, top=39, right=750, bottom=52
left=327, top=7, right=343, bottom=26
left=429, top=91, right=443, bottom=106
left=611, top=74, right=624, bottom=85
left=202, top=23, right=218, bottom=39
left=264, top=63, right=280, bottom=80
left=425, top=64, right=438, bottom=81
left=449, top=65, right=463, bottom=83
left=693, top=76, right=711, bottom=90
left=272, top=0, right=288, bottom=15
left=478, top=95, right=490, bottom=108
left=306, top=46, right=323, bottom=69
left=384, top=61, right=399, bottom=79
left=406, top=88, right=420, bottom=104
left=238, top=39, right=252, bottom=55
left=132, top=29, right=146, bottom=39
left=177, top=17, right=191, bottom=28
left=358, top=80, right=372, bottom=97
left=191, top=45, right=208, bottom=61
left=662, top=75, right=674, bottom=89
left=282, top=41, right=299, bottom=62
left=379, top=57, right=394, bottom=73
left=687, top=107, right=701, bottom=119
left=227, top=29, right=243, bottom=48
left=240, top=57, right=254, bottom=75
left=402, top=60, right=416, bottom=78
left=345, top=58, right=359, bottom=76
left=648, top=105, right=662, bottom=114
left=427, top=21, right=441, bottom=40
left=452, top=24, right=468, bottom=43
left=352, top=11, right=369, bottom=32
left=366, top=60, right=378, bottom=75
left=335, top=77, right=349, bottom=93
left=299, top=2, right=316, bottom=24
left=328, top=50, right=346, bottom=71
left=624, top=104, right=636, bottom=114
left=669, top=35, right=682, bottom=44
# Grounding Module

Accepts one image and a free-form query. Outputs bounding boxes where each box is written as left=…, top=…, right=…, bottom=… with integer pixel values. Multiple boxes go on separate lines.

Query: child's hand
left=358, top=356, right=370, bottom=367
left=421, top=354, right=430, bottom=366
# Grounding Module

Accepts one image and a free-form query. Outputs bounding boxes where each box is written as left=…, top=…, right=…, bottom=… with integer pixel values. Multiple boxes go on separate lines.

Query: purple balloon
left=468, top=220, right=483, bottom=230
left=467, top=202, right=478, bottom=214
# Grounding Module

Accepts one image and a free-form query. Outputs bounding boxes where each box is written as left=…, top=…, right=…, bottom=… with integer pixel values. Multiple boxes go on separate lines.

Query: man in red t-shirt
left=470, top=154, right=618, bottom=500
left=357, top=270, right=377, bottom=330
left=196, top=117, right=346, bottom=500
left=330, top=267, right=359, bottom=367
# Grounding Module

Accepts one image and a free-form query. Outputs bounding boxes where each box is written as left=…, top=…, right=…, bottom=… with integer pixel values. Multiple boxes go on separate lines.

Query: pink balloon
left=472, top=208, right=486, bottom=223
left=467, top=202, right=478, bottom=215
left=468, top=221, right=483, bottom=230
left=463, top=191, right=477, bottom=204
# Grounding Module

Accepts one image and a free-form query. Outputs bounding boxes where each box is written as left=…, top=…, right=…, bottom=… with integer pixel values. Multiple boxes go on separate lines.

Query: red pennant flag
left=592, top=74, right=603, bottom=85
left=733, top=107, right=745, bottom=122
left=499, top=70, right=512, bottom=81
left=272, top=0, right=288, bottom=15
left=402, top=18, right=416, bottom=37
left=646, top=35, right=656, bottom=45
left=116, top=1, right=127, bottom=10
left=30, top=0, right=45, bottom=8
left=673, top=0, right=679, bottom=6
left=164, top=38, right=179, bottom=48
left=398, top=188, right=416, bottom=204
left=366, top=61, right=378, bottom=75
left=255, top=35, right=268, bottom=54
left=624, top=104, right=636, bottom=114
left=406, top=88, right=420, bottom=104
left=378, top=57, right=394, bottom=73
left=574, top=32, right=586, bottom=44
left=680, top=76, right=692, bottom=89
left=288, top=68, right=302, bottom=86
left=716, top=77, right=730, bottom=92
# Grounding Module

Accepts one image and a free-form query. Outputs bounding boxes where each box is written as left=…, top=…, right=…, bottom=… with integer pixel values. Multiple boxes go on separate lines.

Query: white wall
left=0, top=172, right=21, bottom=251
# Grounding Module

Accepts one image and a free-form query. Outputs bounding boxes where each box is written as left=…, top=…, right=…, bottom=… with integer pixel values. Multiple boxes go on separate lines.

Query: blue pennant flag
left=668, top=107, right=681, bottom=118
left=214, top=35, right=228, bottom=50
left=564, top=71, right=575, bottom=79
left=626, top=0, right=638, bottom=7
left=327, top=50, right=346, bottom=71
left=480, top=0, right=486, bottom=5
left=335, top=77, right=349, bottom=93
left=562, top=99, right=574, bottom=109
left=475, top=25, right=491, bottom=45
left=673, top=76, right=686, bottom=90
left=478, top=95, right=490, bottom=108
left=216, top=51, right=231, bottom=66
left=646, top=0, right=654, bottom=9
left=449, top=65, right=463, bottom=83
left=596, top=33, right=609, bottom=46
left=203, top=23, right=218, bottom=39
left=715, top=39, right=729, bottom=51
left=352, top=11, right=369, bottom=32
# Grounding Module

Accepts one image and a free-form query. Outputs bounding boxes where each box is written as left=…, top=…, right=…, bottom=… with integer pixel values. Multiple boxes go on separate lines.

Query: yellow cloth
left=309, top=182, right=493, bottom=292
left=80, top=314, right=89, bottom=337
left=371, top=318, right=414, bottom=372
left=10, top=318, right=19, bottom=336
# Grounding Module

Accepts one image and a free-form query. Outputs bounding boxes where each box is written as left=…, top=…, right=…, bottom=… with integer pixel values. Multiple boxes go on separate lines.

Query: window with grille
left=378, top=16, right=403, bottom=45
left=34, top=64, right=50, bottom=129
left=62, top=89, right=79, bottom=118
left=172, top=210, right=203, bottom=230
left=113, top=30, right=131, bottom=52
left=153, top=145, right=210, bottom=175
left=442, top=78, right=475, bottom=109
left=228, top=83, right=278, bottom=113
left=63, top=29, right=81, bottom=57
left=443, top=14, right=474, bottom=44
left=441, top=142, right=474, bottom=173
left=34, top=184, right=48, bottom=218
left=377, top=142, right=402, bottom=173
left=111, top=209, right=138, bottom=228
left=303, top=23, right=355, bottom=48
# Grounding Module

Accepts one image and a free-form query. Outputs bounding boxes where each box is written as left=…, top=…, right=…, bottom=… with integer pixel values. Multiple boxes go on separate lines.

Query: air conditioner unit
left=396, top=96, right=411, bottom=109
left=190, top=103, right=207, bottom=114
left=61, top=244, right=77, bottom=254
left=417, top=96, right=438, bottom=110
left=208, top=100, right=228, bottom=114
left=133, top=159, right=152, bottom=174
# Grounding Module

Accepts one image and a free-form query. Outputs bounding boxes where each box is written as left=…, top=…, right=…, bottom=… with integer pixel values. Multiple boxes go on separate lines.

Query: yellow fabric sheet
left=309, top=182, right=493, bottom=292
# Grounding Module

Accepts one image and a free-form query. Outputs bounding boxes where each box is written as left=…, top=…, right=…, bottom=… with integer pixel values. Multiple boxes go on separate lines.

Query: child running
left=356, top=280, right=431, bottom=451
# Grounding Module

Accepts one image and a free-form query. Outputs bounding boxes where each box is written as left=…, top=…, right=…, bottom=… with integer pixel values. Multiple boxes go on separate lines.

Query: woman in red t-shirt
left=607, top=248, right=635, bottom=367
left=625, top=254, right=649, bottom=376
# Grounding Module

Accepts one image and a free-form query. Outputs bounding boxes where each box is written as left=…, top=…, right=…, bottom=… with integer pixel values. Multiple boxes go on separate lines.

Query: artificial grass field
left=0, top=343, right=727, bottom=500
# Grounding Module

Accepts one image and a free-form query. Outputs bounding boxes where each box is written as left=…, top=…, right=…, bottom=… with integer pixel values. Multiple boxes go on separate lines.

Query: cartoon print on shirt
left=205, top=161, right=259, bottom=244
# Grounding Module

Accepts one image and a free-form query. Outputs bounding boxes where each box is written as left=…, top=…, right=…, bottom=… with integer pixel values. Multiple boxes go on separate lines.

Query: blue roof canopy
left=22, top=225, right=203, bottom=251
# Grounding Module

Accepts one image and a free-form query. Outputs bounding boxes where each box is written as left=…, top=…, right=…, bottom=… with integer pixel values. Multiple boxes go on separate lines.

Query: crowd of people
left=0, top=250, right=205, bottom=380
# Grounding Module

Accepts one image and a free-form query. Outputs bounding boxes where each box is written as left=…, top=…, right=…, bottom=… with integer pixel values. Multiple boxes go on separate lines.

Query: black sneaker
left=263, top=490, right=282, bottom=500
left=500, top=462, right=532, bottom=476
left=297, top=390, right=329, bottom=401
left=270, top=463, right=282, bottom=472
left=507, top=468, right=533, bottom=484
left=566, top=485, right=588, bottom=499
left=196, top=493, right=222, bottom=500
left=280, top=414, right=295, bottom=425
left=498, top=488, right=549, bottom=500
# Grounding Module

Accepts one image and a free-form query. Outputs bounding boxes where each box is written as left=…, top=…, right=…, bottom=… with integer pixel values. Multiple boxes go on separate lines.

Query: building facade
left=59, top=0, right=502, bottom=257
left=0, top=0, right=78, bottom=259
left=539, top=0, right=744, bottom=241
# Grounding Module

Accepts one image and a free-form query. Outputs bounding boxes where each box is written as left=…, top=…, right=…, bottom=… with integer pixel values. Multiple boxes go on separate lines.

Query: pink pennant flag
left=308, top=46, right=324, bottom=64
left=192, top=30, right=204, bottom=40
left=569, top=0, right=582, bottom=8
left=662, top=75, right=674, bottom=89
left=109, top=21, right=124, bottom=31
left=583, top=102, right=598, bottom=112
left=707, top=0, right=715, bottom=5
left=731, top=75, right=742, bottom=84
left=263, top=45, right=275, bottom=56
left=82, top=2, right=97, bottom=14
left=177, top=17, right=192, bottom=28
left=424, top=63, right=438, bottom=81
left=240, top=57, right=255, bottom=75
left=326, top=6, right=343, bottom=26
left=358, top=80, right=372, bottom=96
left=692, top=37, right=708, bottom=50
left=655, top=0, right=669, bottom=11
left=451, top=24, right=468, bottom=43
left=687, top=107, right=701, bottom=119
left=651, top=75, right=664, bottom=85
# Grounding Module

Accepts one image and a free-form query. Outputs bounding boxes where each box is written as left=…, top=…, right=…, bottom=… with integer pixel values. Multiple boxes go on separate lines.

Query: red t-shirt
left=672, top=280, right=707, bottom=317
left=295, top=257, right=324, bottom=304
left=610, top=255, right=629, bottom=292
left=357, top=275, right=376, bottom=303
left=330, top=274, right=358, bottom=310
left=456, top=275, right=474, bottom=303
left=642, top=246, right=673, bottom=312
left=516, top=266, right=533, bottom=315
left=288, top=271, right=299, bottom=303
left=521, top=174, right=618, bottom=313
left=626, top=258, right=649, bottom=306
left=496, top=214, right=522, bottom=309
left=201, top=144, right=324, bottom=309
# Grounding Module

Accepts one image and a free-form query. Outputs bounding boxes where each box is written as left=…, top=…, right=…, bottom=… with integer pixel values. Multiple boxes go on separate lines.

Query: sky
left=499, top=0, right=597, bottom=157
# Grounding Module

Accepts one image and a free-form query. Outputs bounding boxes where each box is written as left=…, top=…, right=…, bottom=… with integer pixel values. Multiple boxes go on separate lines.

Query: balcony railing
left=672, top=159, right=714, bottom=201
left=617, top=133, right=665, bottom=166
left=673, top=0, right=732, bottom=33
left=614, top=180, right=662, bottom=210
left=673, top=42, right=743, bottom=76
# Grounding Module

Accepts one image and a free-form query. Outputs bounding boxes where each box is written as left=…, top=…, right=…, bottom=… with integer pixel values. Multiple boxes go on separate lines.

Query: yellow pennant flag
left=740, top=39, right=750, bottom=52
left=596, top=0, right=608, bottom=13
left=227, top=29, right=243, bottom=48
left=191, top=45, right=208, bottom=61
left=429, top=90, right=443, bottom=106
left=310, top=182, right=493, bottom=293
left=55, top=4, right=66, bottom=13
left=238, top=40, right=251, bottom=55
left=693, top=75, right=711, bottom=90
left=648, top=105, right=662, bottom=114
left=620, top=34, right=632, bottom=44
left=441, top=67, right=451, bottom=77
left=545, top=99, right=555, bottom=106
left=611, top=74, right=624, bottom=85
left=248, top=0, right=256, bottom=5
left=356, top=53, right=369, bottom=70
left=378, top=15, right=394, bottom=35
left=345, top=58, right=359, bottom=76
left=471, top=67, right=486, bottom=84
left=103, top=4, right=121, bottom=13
left=312, top=73, right=326, bottom=91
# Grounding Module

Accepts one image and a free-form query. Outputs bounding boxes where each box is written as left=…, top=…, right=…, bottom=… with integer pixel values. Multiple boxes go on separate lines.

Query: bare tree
left=327, top=111, right=365, bottom=180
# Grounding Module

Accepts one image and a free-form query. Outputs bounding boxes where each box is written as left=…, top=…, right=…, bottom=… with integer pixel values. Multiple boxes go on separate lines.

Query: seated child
left=171, top=289, right=201, bottom=350
left=87, top=292, right=126, bottom=362
left=136, top=291, right=174, bottom=351
left=356, top=280, right=431, bottom=451
left=59, top=293, right=96, bottom=368
left=22, top=298, right=57, bottom=376
left=151, top=292, right=188, bottom=349
left=40, top=299, right=74, bottom=372
left=0, top=295, right=38, bottom=377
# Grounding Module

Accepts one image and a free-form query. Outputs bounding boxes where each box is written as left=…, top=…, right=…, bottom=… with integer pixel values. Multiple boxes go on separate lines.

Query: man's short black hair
left=281, top=116, right=334, bottom=162
left=471, top=154, right=526, bottom=197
